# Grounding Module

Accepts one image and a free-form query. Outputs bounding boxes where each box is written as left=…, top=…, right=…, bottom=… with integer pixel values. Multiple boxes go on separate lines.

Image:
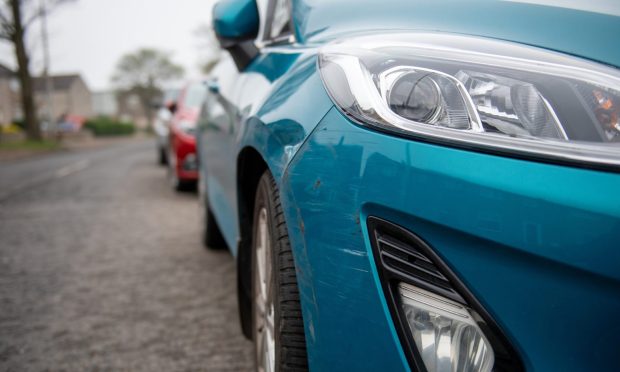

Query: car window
left=183, top=83, right=207, bottom=109
left=163, top=89, right=180, bottom=103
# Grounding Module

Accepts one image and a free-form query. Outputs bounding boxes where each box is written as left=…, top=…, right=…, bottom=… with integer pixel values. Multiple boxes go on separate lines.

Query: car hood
left=292, top=0, right=620, bottom=68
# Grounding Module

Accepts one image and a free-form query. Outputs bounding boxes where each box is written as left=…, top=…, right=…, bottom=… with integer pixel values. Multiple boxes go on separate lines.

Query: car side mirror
left=212, top=0, right=259, bottom=70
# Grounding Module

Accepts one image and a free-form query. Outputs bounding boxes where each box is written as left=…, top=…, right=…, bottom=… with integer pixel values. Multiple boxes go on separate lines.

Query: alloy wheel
left=254, top=207, right=276, bottom=372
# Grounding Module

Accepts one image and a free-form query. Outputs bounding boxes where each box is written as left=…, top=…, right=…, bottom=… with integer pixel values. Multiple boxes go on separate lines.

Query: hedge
left=84, top=117, right=135, bottom=136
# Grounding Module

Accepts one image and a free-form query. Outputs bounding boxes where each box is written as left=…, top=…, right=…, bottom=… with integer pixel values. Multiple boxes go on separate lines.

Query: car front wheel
left=167, top=147, right=192, bottom=191
left=251, top=171, right=308, bottom=372
left=158, top=145, right=168, bottom=165
left=199, top=176, right=226, bottom=249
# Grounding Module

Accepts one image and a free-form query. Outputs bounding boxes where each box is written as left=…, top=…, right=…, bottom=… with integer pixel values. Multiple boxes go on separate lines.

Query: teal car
left=196, top=0, right=620, bottom=371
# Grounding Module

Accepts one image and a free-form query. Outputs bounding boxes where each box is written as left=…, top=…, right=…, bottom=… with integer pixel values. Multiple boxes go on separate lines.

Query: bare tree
left=0, top=0, right=70, bottom=140
left=111, top=48, right=184, bottom=131
left=194, top=24, right=221, bottom=75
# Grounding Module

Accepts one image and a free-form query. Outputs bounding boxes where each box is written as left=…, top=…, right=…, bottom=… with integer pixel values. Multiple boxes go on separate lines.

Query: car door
left=199, top=54, right=241, bottom=249
left=199, top=0, right=297, bottom=254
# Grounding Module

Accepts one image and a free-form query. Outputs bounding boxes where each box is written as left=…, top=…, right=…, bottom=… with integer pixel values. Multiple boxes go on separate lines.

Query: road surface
left=0, top=138, right=253, bottom=371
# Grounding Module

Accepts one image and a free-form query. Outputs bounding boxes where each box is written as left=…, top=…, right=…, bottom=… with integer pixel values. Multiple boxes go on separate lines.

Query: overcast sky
left=0, top=0, right=216, bottom=91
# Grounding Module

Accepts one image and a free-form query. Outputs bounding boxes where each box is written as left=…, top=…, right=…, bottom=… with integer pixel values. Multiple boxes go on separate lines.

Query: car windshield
left=183, top=83, right=206, bottom=109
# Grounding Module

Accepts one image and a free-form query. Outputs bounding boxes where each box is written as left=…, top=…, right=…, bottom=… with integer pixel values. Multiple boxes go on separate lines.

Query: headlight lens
left=318, top=33, right=620, bottom=168
left=398, top=283, right=494, bottom=372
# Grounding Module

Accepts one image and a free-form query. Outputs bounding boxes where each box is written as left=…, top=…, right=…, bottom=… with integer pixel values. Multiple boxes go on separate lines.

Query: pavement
left=0, top=138, right=254, bottom=371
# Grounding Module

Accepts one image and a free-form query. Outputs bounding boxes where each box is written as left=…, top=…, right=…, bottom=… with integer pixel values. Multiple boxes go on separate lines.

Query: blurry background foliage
left=0, top=0, right=75, bottom=141
left=111, top=48, right=184, bottom=131
left=84, top=116, right=135, bottom=136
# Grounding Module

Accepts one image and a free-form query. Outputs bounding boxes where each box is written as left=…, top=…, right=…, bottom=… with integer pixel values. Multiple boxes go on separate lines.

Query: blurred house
left=116, top=90, right=149, bottom=129
left=113, top=87, right=183, bottom=129
left=92, top=91, right=118, bottom=117
left=96, top=89, right=180, bottom=130
left=0, top=64, right=21, bottom=125
left=33, top=74, right=93, bottom=120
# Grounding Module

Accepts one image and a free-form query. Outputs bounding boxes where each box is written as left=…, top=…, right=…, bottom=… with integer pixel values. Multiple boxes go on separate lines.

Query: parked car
left=168, top=82, right=207, bottom=190
left=154, top=104, right=173, bottom=165
left=197, top=0, right=620, bottom=371
left=56, top=114, right=85, bottom=133
left=154, top=89, right=180, bottom=165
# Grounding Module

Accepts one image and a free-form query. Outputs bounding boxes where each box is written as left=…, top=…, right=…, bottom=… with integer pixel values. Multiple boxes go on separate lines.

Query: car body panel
left=170, top=83, right=206, bottom=182
left=291, top=0, right=620, bottom=67
left=198, top=0, right=620, bottom=370
left=198, top=51, right=333, bottom=253
left=171, top=130, right=197, bottom=180
left=281, top=107, right=620, bottom=371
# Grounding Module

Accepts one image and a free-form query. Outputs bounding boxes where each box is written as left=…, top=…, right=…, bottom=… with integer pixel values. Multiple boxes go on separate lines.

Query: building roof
left=0, top=64, right=15, bottom=78
left=32, top=74, right=84, bottom=92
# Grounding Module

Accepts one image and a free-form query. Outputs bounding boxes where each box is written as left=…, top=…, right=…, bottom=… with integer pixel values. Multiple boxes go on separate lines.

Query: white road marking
left=54, top=160, right=90, bottom=179
left=0, top=159, right=91, bottom=202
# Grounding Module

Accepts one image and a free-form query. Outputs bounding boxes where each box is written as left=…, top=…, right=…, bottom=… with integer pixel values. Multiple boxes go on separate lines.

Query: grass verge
left=0, top=140, right=61, bottom=152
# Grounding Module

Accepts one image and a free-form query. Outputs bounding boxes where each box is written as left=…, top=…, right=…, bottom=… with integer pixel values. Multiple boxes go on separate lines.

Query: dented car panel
left=198, top=0, right=620, bottom=370
left=197, top=51, right=332, bottom=253
left=281, top=107, right=620, bottom=371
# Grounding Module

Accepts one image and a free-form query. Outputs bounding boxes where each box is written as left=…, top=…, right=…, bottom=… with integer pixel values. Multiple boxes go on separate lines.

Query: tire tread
left=256, top=171, right=308, bottom=371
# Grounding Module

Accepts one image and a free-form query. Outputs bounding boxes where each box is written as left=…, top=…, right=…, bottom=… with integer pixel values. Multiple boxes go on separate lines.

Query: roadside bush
left=1, top=123, right=23, bottom=134
left=84, top=116, right=135, bottom=136
left=12, top=119, right=25, bottom=130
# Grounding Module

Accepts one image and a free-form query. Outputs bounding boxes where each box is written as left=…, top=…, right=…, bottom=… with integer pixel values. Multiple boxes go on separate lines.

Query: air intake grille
left=370, top=218, right=465, bottom=304
left=367, top=216, right=524, bottom=372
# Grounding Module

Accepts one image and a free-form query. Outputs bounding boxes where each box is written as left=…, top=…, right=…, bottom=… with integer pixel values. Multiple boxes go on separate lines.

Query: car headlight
left=318, top=33, right=620, bottom=169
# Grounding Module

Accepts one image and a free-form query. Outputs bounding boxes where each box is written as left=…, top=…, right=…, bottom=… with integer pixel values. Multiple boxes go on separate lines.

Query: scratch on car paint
left=349, top=267, right=370, bottom=273
left=340, top=248, right=367, bottom=257
left=284, top=189, right=320, bottom=333
left=295, top=204, right=306, bottom=235
left=307, top=315, right=316, bottom=343
left=324, top=142, right=338, bottom=159
left=318, top=279, right=337, bottom=288
left=313, top=178, right=321, bottom=190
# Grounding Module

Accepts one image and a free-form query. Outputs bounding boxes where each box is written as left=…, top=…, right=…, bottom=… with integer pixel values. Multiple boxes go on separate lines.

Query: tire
left=251, top=171, right=308, bottom=372
left=158, top=145, right=168, bottom=166
left=199, top=177, right=226, bottom=249
left=167, top=148, right=193, bottom=191
left=167, top=147, right=180, bottom=190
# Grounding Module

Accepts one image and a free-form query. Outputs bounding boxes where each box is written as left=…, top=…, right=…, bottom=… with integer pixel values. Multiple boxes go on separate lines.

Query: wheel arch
left=233, top=59, right=333, bottom=339
left=236, top=146, right=268, bottom=339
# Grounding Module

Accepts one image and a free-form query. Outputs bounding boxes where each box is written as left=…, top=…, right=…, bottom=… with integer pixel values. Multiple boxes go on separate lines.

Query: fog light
left=398, top=283, right=494, bottom=372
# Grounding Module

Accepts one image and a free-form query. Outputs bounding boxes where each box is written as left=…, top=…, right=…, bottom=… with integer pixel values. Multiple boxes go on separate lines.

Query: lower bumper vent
left=370, top=218, right=464, bottom=304
left=367, top=216, right=524, bottom=372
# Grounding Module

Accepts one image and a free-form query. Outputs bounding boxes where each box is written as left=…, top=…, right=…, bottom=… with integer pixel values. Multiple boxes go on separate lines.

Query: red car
left=167, top=82, right=207, bottom=190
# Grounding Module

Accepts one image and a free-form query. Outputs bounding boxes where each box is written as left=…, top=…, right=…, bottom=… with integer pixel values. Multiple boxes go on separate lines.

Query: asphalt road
left=0, top=138, right=253, bottom=371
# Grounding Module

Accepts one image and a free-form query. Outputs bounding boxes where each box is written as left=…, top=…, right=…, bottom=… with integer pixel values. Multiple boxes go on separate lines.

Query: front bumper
left=281, top=106, right=620, bottom=371
left=172, top=130, right=198, bottom=181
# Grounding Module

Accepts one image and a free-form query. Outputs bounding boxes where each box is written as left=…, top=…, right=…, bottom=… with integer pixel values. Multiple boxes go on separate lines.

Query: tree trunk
left=145, top=77, right=156, bottom=132
left=10, top=0, right=41, bottom=141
